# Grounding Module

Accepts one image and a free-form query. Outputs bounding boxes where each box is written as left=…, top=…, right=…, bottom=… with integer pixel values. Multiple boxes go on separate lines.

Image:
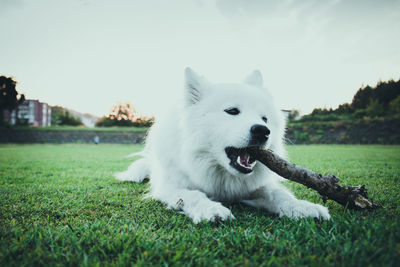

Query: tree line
left=3, top=75, right=398, bottom=127
left=0, top=75, right=153, bottom=127
left=296, top=78, right=400, bottom=122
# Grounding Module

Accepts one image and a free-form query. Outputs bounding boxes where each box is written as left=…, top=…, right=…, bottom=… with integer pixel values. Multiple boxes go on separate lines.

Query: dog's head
left=182, top=68, right=286, bottom=176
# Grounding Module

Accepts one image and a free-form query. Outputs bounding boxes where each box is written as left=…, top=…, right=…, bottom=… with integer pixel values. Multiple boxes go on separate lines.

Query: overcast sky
left=1, top=0, right=399, bottom=117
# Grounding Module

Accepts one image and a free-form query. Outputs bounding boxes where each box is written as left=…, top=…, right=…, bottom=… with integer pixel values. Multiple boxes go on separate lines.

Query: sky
left=1, top=0, right=399, bottom=117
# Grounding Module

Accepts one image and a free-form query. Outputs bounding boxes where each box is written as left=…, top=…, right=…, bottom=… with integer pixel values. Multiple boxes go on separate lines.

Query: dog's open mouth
left=225, top=147, right=257, bottom=174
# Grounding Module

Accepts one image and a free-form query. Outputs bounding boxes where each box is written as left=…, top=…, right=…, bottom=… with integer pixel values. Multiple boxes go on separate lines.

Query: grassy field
left=0, top=144, right=399, bottom=266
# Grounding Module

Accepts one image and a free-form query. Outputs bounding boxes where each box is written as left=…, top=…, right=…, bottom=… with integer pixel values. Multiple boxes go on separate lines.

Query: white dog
left=116, top=68, right=330, bottom=223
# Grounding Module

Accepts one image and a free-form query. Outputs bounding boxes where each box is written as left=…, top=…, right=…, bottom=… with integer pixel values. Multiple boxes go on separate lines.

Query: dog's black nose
left=250, top=124, right=270, bottom=144
left=251, top=124, right=270, bottom=137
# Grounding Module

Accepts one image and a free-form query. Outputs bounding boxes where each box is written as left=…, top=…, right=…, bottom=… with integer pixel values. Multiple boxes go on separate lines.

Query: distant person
left=94, top=135, right=99, bottom=145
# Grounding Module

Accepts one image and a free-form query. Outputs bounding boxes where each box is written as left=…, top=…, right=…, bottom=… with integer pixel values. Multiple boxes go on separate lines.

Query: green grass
left=0, top=144, right=399, bottom=266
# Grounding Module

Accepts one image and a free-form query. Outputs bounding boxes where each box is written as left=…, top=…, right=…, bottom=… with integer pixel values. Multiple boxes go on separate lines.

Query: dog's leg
left=115, top=158, right=149, bottom=182
left=151, top=185, right=235, bottom=224
left=242, top=183, right=330, bottom=220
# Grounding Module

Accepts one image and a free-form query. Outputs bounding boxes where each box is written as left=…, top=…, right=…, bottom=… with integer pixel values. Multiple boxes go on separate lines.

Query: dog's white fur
left=116, top=68, right=330, bottom=223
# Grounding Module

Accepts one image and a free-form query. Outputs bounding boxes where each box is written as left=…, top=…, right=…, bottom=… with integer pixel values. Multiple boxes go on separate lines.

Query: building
left=3, top=99, right=51, bottom=126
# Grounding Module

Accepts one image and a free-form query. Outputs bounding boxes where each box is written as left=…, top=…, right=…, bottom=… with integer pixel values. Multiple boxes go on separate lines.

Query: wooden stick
left=248, top=147, right=381, bottom=210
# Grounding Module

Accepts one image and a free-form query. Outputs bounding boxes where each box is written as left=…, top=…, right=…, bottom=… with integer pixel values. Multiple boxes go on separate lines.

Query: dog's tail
left=114, top=153, right=150, bottom=183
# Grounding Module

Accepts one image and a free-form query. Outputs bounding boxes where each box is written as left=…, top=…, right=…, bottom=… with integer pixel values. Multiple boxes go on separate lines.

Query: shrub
left=365, top=99, right=385, bottom=117
left=293, top=130, right=309, bottom=143
left=51, top=107, right=83, bottom=126
left=389, top=95, right=400, bottom=113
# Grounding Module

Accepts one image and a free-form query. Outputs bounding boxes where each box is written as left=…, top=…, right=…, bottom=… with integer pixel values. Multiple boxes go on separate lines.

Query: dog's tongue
left=239, top=152, right=251, bottom=167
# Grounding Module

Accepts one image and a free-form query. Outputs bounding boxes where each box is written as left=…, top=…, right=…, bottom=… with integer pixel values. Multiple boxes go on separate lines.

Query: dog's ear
left=244, top=70, right=263, bottom=88
left=184, top=67, right=206, bottom=105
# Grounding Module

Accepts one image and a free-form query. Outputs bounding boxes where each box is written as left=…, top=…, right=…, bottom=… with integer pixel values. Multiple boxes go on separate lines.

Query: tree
left=51, top=106, right=83, bottom=126
left=335, top=103, right=353, bottom=114
left=302, top=78, right=399, bottom=120
left=365, top=99, right=385, bottom=117
left=96, top=103, right=154, bottom=127
left=374, top=79, right=399, bottom=107
left=389, top=95, right=400, bottom=114
left=0, top=76, right=25, bottom=125
left=109, top=103, right=137, bottom=121
left=351, top=85, right=373, bottom=110
left=351, top=79, right=400, bottom=112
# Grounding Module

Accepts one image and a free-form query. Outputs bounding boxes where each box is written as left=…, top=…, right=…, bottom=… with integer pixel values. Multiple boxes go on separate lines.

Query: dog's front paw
left=190, top=203, right=235, bottom=224
left=278, top=200, right=330, bottom=220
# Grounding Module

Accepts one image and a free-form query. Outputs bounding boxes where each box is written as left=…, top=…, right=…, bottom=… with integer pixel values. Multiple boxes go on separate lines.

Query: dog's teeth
left=236, top=156, right=246, bottom=168
left=236, top=156, right=243, bottom=166
left=245, top=153, right=251, bottom=165
left=236, top=154, right=254, bottom=169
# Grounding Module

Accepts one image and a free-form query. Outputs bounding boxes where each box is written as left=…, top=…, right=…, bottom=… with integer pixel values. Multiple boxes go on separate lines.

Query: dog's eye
left=224, top=108, right=240, bottom=115
left=262, top=116, right=268, bottom=123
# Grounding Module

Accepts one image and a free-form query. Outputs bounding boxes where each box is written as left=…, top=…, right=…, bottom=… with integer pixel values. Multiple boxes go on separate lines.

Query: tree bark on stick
left=248, top=147, right=381, bottom=210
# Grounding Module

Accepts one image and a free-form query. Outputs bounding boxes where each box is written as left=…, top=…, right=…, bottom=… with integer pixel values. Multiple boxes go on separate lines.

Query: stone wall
left=286, top=117, right=400, bottom=144
left=1, top=117, right=399, bottom=145
left=0, top=129, right=147, bottom=144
